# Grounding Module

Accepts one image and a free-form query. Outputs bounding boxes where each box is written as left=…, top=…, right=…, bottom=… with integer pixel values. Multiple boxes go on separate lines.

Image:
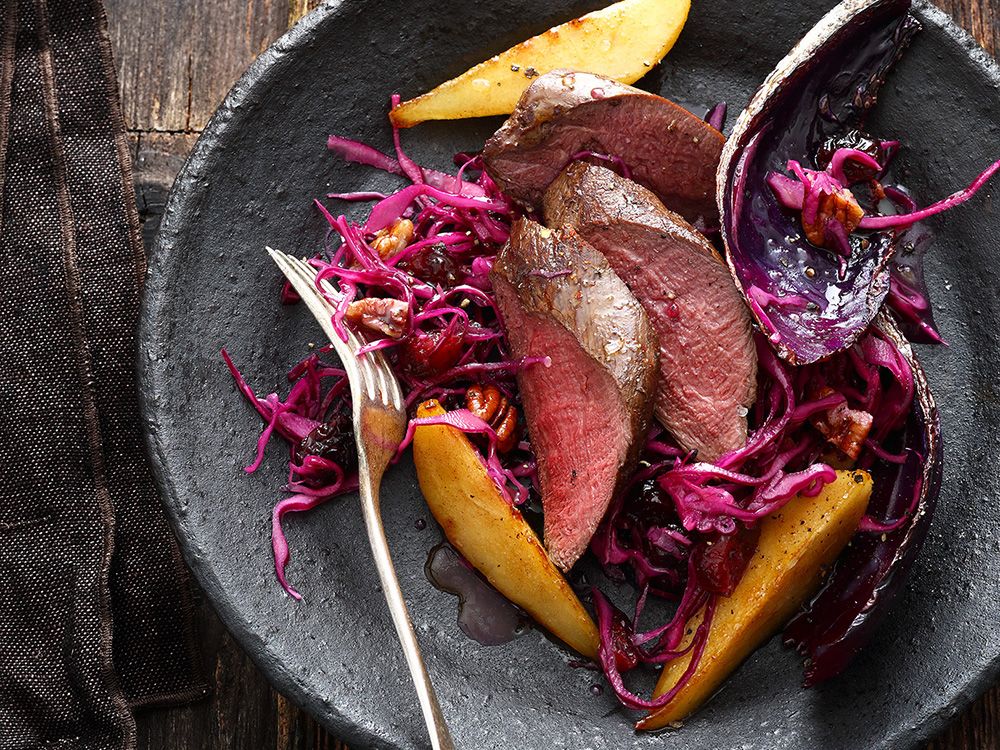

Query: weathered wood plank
left=936, top=0, right=999, bottom=53
left=928, top=686, right=1000, bottom=750
left=288, top=0, right=321, bottom=27
left=130, top=132, right=199, bottom=249
left=105, top=0, right=290, bottom=131
left=115, top=0, right=1000, bottom=747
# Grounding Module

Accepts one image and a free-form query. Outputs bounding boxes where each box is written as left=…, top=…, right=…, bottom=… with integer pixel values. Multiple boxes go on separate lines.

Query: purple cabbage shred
left=224, top=96, right=939, bottom=718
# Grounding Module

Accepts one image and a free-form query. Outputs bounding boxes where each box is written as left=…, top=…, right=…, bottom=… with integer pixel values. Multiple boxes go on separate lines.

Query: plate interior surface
left=140, top=1, right=1000, bottom=748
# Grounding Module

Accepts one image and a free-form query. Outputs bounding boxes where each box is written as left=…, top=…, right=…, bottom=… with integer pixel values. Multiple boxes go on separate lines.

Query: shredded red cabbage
left=586, top=324, right=917, bottom=710
left=222, top=348, right=357, bottom=597
left=768, top=147, right=1000, bottom=255
left=224, top=102, right=537, bottom=600
left=705, top=101, right=727, bottom=132
left=225, top=99, right=933, bottom=718
left=568, top=150, right=633, bottom=180
left=858, top=157, right=1000, bottom=229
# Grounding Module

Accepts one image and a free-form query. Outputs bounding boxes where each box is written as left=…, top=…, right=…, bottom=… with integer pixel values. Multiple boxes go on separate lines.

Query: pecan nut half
left=344, top=297, right=409, bottom=338
left=371, top=218, right=415, bottom=259
left=802, top=187, right=864, bottom=249
left=465, top=384, right=520, bottom=454
left=809, top=386, right=873, bottom=461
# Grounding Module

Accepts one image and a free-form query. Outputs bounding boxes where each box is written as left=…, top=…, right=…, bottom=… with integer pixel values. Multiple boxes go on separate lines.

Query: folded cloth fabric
left=0, top=1, right=207, bottom=748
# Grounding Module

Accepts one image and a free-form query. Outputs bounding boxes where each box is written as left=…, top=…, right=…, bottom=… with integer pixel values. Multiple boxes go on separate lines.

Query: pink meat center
left=585, top=225, right=755, bottom=461
left=500, top=293, right=629, bottom=570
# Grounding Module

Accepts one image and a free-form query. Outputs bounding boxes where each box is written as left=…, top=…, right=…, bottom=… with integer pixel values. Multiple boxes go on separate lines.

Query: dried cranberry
left=627, top=479, right=682, bottom=530
left=296, top=414, right=357, bottom=473
left=397, top=244, right=463, bottom=287
left=618, top=479, right=688, bottom=573
left=691, top=526, right=760, bottom=597
left=609, top=606, right=639, bottom=672
left=398, top=329, right=464, bottom=378
left=280, top=279, right=301, bottom=305
left=815, top=129, right=884, bottom=183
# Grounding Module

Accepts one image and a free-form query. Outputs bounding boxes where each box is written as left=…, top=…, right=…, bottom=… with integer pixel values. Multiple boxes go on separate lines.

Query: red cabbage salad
left=222, top=12, right=996, bottom=725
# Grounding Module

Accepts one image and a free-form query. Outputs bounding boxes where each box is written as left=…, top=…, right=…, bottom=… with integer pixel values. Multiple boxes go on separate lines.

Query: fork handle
left=358, top=478, right=457, bottom=750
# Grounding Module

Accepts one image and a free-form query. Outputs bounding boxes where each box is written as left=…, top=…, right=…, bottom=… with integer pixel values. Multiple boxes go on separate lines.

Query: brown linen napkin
left=0, top=0, right=207, bottom=747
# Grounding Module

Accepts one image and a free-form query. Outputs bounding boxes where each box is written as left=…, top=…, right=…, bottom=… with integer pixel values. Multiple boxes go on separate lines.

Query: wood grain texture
left=105, top=0, right=289, bottom=131
left=112, top=0, right=999, bottom=747
left=936, top=0, right=999, bottom=52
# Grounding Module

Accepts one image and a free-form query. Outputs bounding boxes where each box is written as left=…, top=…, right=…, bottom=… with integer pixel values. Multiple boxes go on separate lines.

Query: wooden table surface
left=104, top=0, right=1000, bottom=747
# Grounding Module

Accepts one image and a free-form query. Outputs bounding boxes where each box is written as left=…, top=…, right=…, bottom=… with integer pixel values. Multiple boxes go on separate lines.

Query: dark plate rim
left=138, top=3, right=382, bottom=746
left=138, top=1, right=1000, bottom=748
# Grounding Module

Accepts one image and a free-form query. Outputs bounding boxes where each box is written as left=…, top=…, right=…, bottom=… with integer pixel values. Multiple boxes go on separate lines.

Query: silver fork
left=267, top=247, right=456, bottom=750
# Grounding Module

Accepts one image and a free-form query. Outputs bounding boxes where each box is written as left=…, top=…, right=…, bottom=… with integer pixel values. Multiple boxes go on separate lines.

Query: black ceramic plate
left=139, top=1, right=1000, bottom=748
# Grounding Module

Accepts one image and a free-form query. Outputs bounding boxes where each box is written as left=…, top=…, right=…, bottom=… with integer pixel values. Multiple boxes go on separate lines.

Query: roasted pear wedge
left=638, top=469, right=872, bottom=730
left=390, top=0, right=690, bottom=127
left=413, top=400, right=599, bottom=658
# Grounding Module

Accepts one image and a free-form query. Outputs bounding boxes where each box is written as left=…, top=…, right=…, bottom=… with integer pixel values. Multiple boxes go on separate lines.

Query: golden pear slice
left=638, top=470, right=872, bottom=730
left=390, top=0, right=690, bottom=127
left=413, top=400, right=599, bottom=658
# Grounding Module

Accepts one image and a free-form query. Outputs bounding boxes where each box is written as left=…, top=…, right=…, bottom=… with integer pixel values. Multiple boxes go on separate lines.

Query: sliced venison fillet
left=482, top=70, right=724, bottom=224
left=491, top=218, right=657, bottom=571
left=544, top=163, right=757, bottom=462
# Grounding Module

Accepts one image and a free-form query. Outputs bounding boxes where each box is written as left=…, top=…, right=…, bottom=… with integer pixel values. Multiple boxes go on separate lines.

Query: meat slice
left=491, top=218, right=657, bottom=570
left=482, top=70, right=724, bottom=224
left=544, top=163, right=757, bottom=461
